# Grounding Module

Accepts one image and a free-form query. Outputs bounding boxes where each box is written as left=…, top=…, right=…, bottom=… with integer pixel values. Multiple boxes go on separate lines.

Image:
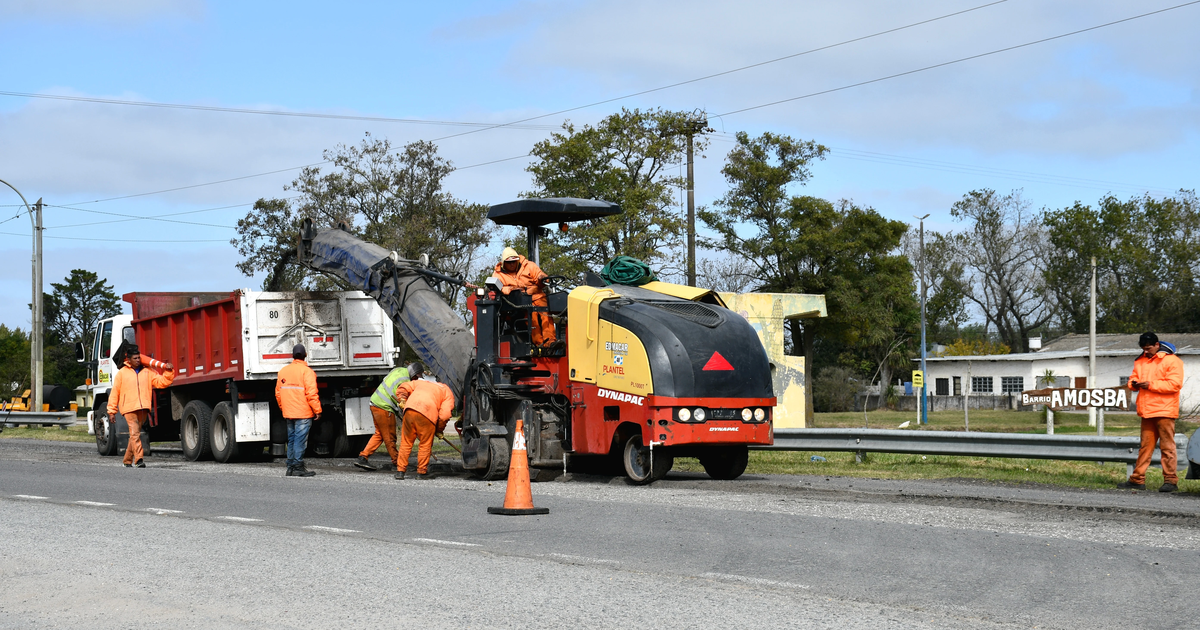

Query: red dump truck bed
left=125, top=291, right=244, bottom=387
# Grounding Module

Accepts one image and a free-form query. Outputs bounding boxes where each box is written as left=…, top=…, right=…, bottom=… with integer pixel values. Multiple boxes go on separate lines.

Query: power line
left=716, top=1, right=1200, bottom=117
left=46, top=203, right=237, bottom=228
left=0, top=90, right=561, bottom=130
left=0, top=230, right=228, bottom=242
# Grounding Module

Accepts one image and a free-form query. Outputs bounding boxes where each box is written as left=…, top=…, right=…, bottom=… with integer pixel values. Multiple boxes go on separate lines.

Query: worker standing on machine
left=493, top=246, right=555, bottom=347
left=107, top=343, right=174, bottom=468
left=354, top=362, right=412, bottom=472
left=393, top=364, right=454, bottom=480
left=276, top=343, right=322, bottom=478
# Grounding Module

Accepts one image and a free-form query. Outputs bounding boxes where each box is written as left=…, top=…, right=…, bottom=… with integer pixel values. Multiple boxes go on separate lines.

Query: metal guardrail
left=0, top=411, right=77, bottom=429
left=759, top=428, right=1189, bottom=466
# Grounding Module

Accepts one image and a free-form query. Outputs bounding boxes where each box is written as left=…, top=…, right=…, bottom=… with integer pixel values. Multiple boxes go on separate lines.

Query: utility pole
left=915, top=214, right=930, bottom=424
left=1088, top=255, right=1097, bottom=429
left=685, top=113, right=707, bottom=287
left=32, top=198, right=43, bottom=413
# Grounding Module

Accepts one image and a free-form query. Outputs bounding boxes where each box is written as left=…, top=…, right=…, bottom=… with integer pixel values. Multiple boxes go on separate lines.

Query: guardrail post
left=1046, top=408, right=1054, bottom=435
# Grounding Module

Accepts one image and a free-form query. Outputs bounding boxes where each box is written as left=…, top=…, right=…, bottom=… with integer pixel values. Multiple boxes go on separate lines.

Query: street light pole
left=0, top=179, right=42, bottom=413
left=915, top=214, right=930, bottom=425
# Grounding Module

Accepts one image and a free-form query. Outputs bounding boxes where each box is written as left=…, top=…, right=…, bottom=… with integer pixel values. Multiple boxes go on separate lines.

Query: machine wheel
left=210, top=402, right=240, bottom=463
left=181, top=400, right=213, bottom=461
left=622, top=434, right=673, bottom=485
left=1187, top=462, right=1199, bottom=480
left=475, top=437, right=511, bottom=481
left=699, top=445, right=749, bottom=480
left=95, top=409, right=118, bottom=456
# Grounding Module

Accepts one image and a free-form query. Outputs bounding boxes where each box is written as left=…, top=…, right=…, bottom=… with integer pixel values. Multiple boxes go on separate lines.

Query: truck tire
left=181, top=400, right=213, bottom=461
left=622, top=434, right=673, bottom=485
left=472, top=437, right=511, bottom=481
left=94, top=407, right=118, bottom=457
left=209, top=402, right=240, bottom=463
left=699, top=445, right=749, bottom=480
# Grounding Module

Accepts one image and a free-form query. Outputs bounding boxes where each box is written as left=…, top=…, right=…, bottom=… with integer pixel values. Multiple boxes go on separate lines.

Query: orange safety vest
left=493, top=255, right=547, bottom=298
left=395, top=379, right=454, bottom=432
left=1130, top=350, right=1184, bottom=418
left=106, top=363, right=174, bottom=417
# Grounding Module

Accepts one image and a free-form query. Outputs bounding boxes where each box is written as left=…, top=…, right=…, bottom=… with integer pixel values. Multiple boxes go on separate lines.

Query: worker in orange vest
left=106, top=343, right=174, bottom=468
left=493, top=246, right=556, bottom=347
left=393, top=364, right=454, bottom=480
left=275, top=344, right=322, bottom=477
left=1120, top=332, right=1184, bottom=492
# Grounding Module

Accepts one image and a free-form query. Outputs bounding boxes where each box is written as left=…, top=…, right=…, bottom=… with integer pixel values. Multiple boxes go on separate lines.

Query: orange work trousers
left=530, top=293, right=555, bottom=346
left=359, top=406, right=399, bottom=468
left=397, top=409, right=437, bottom=474
left=1130, top=416, right=1178, bottom=485
left=122, top=409, right=149, bottom=465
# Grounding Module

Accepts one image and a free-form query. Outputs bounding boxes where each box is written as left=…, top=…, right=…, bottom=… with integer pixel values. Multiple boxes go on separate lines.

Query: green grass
left=814, top=409, right=1200, bottom=437
left=0, top=423, right=93, bottom=443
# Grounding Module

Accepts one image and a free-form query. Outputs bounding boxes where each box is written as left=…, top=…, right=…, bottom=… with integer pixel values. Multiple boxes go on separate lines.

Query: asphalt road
left=2, top=440, right=1197, bottom=629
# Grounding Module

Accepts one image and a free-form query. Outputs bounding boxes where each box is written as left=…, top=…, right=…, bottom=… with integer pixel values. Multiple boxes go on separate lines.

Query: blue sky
left=1, top=0, right=1197, bottom=329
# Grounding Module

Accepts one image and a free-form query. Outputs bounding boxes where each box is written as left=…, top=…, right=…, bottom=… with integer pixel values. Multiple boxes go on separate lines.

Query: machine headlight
left=693, top=407, right=706, bottom=422
left=677, top=407, right=691, bottom=422
left=754, top=408, right=766, bottom=422
left=741, top=408, right=753, bottom=421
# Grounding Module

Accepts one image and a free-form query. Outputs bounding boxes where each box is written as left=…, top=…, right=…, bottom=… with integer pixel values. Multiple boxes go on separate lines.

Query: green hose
left=600, top=256, right=657, bottom=286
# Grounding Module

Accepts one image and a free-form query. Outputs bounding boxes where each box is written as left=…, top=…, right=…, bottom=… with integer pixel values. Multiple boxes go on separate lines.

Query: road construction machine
left=298, top=197, right=775, bottom=483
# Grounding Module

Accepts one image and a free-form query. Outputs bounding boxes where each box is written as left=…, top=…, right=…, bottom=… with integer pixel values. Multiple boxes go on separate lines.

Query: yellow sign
left=912, top=370, right=924, bottom=387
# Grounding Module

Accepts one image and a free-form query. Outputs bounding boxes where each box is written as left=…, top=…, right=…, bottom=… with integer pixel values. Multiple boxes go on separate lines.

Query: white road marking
left=13, top=495, right=48, bottom=500
left=75, top=501, right=115, bottom=506
left=304, top=525, right=360, bottom=534
left=216, top=516, right=263, bottom=522
left=545, top=553, right=618, bottom=565
left=413, top=538, right=480, bottom=547
left=700, top=572, right=811, bottom=590
left=145, top=508, right=183, bottom=514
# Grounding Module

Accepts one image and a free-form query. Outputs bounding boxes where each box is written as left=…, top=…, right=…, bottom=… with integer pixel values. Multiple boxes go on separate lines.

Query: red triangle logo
left=702, top=351, right=734, bottom=371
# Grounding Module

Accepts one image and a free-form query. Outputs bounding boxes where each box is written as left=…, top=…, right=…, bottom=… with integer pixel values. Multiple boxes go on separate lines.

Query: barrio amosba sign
left=1020, top=387, right=1129, bottom=410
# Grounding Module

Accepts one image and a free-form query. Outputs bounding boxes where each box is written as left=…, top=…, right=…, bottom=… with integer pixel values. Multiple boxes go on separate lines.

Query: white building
left=920, top=333, right=1200, bottom=413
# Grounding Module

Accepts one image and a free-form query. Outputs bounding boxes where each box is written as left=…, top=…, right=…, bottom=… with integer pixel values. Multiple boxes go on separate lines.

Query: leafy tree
left=1043, top=191, right=1200, bottom=333
left=36, top=269, right=121, bottom=390
left=525, top=108, right=707, bottom=278
left=950, top=189, right=1053, bottom=352
left=903, top=229, right=968, bottom=343
left=0, top=325, right=30, bottom=399
left=937, top=338, right=1010, bottom=356
left=700, top=132, right=917, bottom=424
left=233, top=134, right=490, bottom=308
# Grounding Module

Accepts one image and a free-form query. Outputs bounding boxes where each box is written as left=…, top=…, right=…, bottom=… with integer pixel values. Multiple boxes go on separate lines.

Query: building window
left=1119, top=376, right=1129, bottom=387
left=972, top=376, right=993, bottom=393
left=935, top=378, right=949, bottom=396
left=1001, top=376, right=1024, bottom=394
left=953, top=376, right=962, bottom=396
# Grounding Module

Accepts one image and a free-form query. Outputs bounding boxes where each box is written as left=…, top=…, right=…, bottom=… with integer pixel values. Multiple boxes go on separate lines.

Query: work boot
left=1159, top=483, right=1178, bottom=493
left=394, top=471, right=405, bottom=480
left=135, top=459, right=145, bottom=468
left=124, top=463, right=133, bottom=468
left=285, top=466, right=296, bottom=477
left=294, top=464, right=316, bottom=477
left=353, top=456, right=377, bottom=471
left=1117, top=481, right=1146, bottom=490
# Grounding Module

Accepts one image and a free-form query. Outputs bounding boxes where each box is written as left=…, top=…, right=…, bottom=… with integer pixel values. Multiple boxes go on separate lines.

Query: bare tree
left=950, top=189, right=1054, bottom=352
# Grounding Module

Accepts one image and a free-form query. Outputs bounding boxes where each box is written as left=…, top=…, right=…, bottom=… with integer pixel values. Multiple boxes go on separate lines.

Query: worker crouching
left=393, top=364, right=454, bottom=480
left=106, top=344, right=174, bottom=468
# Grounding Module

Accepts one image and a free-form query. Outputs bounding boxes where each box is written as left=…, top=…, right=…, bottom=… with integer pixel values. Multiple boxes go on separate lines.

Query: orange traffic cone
left=487, top=420, right=549, bottom=516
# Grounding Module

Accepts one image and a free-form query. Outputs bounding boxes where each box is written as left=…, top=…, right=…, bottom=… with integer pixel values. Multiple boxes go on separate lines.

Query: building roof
left=922, top=332, right=1200, bottom=363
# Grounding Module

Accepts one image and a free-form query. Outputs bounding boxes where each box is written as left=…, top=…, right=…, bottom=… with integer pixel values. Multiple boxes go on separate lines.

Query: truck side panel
left=132, top=294, right=243, bottom=385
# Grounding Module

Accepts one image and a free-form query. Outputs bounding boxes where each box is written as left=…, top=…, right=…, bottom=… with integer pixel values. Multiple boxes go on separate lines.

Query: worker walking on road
left=354, top=362, right=412, bottom=472
left=106, top=343, right=174, bottom=468
left=276, top=343, right=322, bottom=478
left=393, top=364, right=454, bottom=480
left=493, top=246, right=556, bottom=347
left=1120, top=332, right=1184, bottom=492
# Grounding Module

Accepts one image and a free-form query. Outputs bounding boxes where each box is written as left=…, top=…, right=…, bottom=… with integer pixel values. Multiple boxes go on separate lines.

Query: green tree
left=700, top=132, right=917, bottom=424
left=525, top=108, right=707, bottom=278
left=904, top=229, right=968, bottom=343
left=0, top=325, right=30, bottom=399
left=39, top=269, right=121, bottom=390
left=1043, top=191, right=1200, bottom=333
left=951, top=189, right=1053, bottom=352
left=233, top=134, right=490, bottom=308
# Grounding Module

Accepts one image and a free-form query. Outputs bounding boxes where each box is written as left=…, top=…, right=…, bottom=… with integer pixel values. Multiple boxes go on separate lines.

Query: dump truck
left=83, top=290, right=396, bottom=462
left=298, top=197, right=776, bottom=483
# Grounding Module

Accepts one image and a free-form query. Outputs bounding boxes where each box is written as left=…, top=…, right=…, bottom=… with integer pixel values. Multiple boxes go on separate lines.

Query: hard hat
left=501, top=246, right=520, bottom=262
